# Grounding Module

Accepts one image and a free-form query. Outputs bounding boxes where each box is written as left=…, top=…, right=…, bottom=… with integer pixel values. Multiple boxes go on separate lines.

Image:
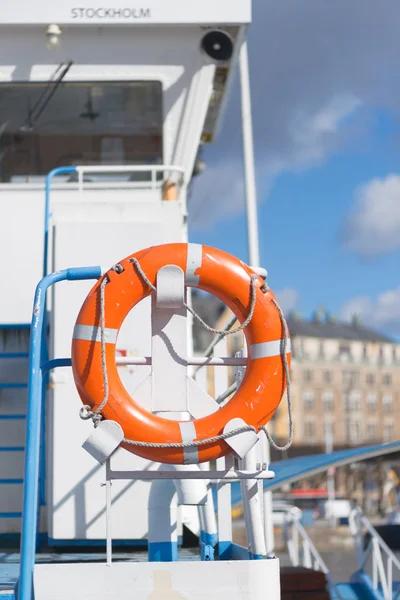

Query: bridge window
left=0, top=80, right=163, bottom=182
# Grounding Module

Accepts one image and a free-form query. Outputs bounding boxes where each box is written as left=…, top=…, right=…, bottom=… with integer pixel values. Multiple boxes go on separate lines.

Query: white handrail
left=76, top=164, right=185, bottom=174
left=75, top=164, right=186, bottom=193
left=349, top=507, right=400, bottom=600
left=283, top=507, right=344, bottom=600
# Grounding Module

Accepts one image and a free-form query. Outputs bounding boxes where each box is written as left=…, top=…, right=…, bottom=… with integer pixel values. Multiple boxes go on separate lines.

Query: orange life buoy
left=71, top=243, right=291, bottom=464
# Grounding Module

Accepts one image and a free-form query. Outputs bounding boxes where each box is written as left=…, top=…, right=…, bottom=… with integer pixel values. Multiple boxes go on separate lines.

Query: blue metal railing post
left=39, top=166, right=77, bottom=530
left=18, top=266, right=101, bottom=600
left=43, top=167, right=77, bottom=278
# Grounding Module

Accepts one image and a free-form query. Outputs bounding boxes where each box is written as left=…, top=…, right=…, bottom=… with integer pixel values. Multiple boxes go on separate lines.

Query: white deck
left=34, top=559, right=280, bottom=599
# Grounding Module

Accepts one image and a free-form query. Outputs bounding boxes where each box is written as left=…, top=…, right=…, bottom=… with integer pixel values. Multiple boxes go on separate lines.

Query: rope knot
left=112, top=263, right=124, bottom=274
left=79, top=405, right=103, bottom=427
left=79, top=405, right=93, bottom=421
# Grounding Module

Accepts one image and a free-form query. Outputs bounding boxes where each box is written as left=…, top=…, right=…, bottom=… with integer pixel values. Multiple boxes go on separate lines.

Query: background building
left=273, top=309, right=400, bottom=450
left=191, top=293, right=400, bottom=508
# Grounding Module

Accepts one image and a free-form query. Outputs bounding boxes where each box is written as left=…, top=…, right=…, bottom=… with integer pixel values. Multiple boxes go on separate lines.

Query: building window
left=339, top=342, right=351, bottom=355
left=349, top=421, right=362, bottom=443
left=318, top=341, right=325, bottom=359
left=383, top=394, right=393, bottom=414
left=366, top=373, right=375, bottom=385
left=345, top=392, right=362, bottom=412
left=350, top=391, right=362, bottom=411
left=303, top=369, right=313, bottom=382
left=384, top=423, right=394, bottom=442
left=379, top=345, right=384, bottom=363
left=322, top=391, right=334, bottom=411
left=343, top=370, right=359, bottom=387
left=362, top=344, right=368, bottom=361
left=366, top=423, right=377, bottom=441
left=323, top=370, right=332, bottom=384
left=303, top=391, right=314, bottom=411
left=324, top=421, right=335, bottom=437
left=393, top=347, right=398, bottom=363
left=383, top=373, right=392, bottom=386
left=304, top=421, right=317, bottom=439
left=367, top=394, right=377, bottom=413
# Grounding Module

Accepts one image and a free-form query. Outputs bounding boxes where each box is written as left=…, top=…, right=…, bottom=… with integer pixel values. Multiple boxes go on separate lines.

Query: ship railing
left=349, top=506, right=400, bottom=600
left=43, top=164, right=186, bottom=277
left=283, top=505, right=344, bottom=599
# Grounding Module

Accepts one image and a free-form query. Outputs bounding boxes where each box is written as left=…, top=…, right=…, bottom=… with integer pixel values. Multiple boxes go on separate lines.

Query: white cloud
left=341, top=286, right=400, bottom=336
left=274, top=288, right=299, bottom=314
left=189, top=0, right=400, bottom=231
left=342, top=174, right=400, bottom=256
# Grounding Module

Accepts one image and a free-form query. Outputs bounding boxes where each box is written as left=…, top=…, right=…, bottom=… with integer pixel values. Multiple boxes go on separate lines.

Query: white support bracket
left=132, top=263, right=219, bottom=420
left=223, top=417, right=259, bottom=459
left=82, top=421, right=124, bottom=464
left=152, top=265, right=188, bottom=414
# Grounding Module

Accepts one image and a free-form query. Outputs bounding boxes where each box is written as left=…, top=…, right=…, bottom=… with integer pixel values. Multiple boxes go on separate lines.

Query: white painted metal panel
left=34, top=559, right=280, bottom=600
left=0, top=190, right=44, bottom=324
left=0, top=1, right=251, bottom=25
left=49, top=211, right=184, bottom=540
left=0, top=186, right=183, bottom=323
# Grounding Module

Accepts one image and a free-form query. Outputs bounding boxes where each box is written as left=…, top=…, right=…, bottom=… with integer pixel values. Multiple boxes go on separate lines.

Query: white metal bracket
left=223, top=417, right=259, bottom=459
left=156, top=264, right=185, bottom=309
left=151, top=265, right=188, bottom=413
left=133, top=264, right=218, bottom=418
left=82, top=420, right=124, bottom=464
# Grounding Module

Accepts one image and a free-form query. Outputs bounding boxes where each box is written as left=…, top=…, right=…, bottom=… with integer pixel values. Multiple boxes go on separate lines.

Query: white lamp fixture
left=46, top=24, right=62, bottom=50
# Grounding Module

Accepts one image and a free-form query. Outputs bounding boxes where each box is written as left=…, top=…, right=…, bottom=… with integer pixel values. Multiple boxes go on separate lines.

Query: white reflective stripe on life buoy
left=185, top=243, right=202, bottom=287
left=73, top=324, right=118, bottom=344
left=179, top=421, right=198, bottom=464
left=250, top=339, right=291, bottom=360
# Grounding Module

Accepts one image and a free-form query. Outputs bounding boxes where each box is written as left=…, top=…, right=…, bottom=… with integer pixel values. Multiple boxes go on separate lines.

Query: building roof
left=286, top=316, right=394, bottom=344
left=189, top=291, right=395, bottom=346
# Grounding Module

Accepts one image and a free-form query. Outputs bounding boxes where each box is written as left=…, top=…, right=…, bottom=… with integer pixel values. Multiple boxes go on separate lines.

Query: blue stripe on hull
left=148, top=541, right=178, bottom=562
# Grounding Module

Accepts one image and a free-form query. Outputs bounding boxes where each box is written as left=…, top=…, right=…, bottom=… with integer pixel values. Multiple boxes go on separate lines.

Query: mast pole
left=239, top=37, right=274, bottom=554
left=239, top=38, right=260, bottom=268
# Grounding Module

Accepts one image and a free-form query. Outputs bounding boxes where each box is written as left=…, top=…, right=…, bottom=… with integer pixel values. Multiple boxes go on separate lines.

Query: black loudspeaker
left=200, top=30, right=234, bottom=63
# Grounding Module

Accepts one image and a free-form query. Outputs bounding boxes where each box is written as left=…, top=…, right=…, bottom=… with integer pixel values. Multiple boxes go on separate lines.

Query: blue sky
left=189, top=0, right=400, bottom=340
